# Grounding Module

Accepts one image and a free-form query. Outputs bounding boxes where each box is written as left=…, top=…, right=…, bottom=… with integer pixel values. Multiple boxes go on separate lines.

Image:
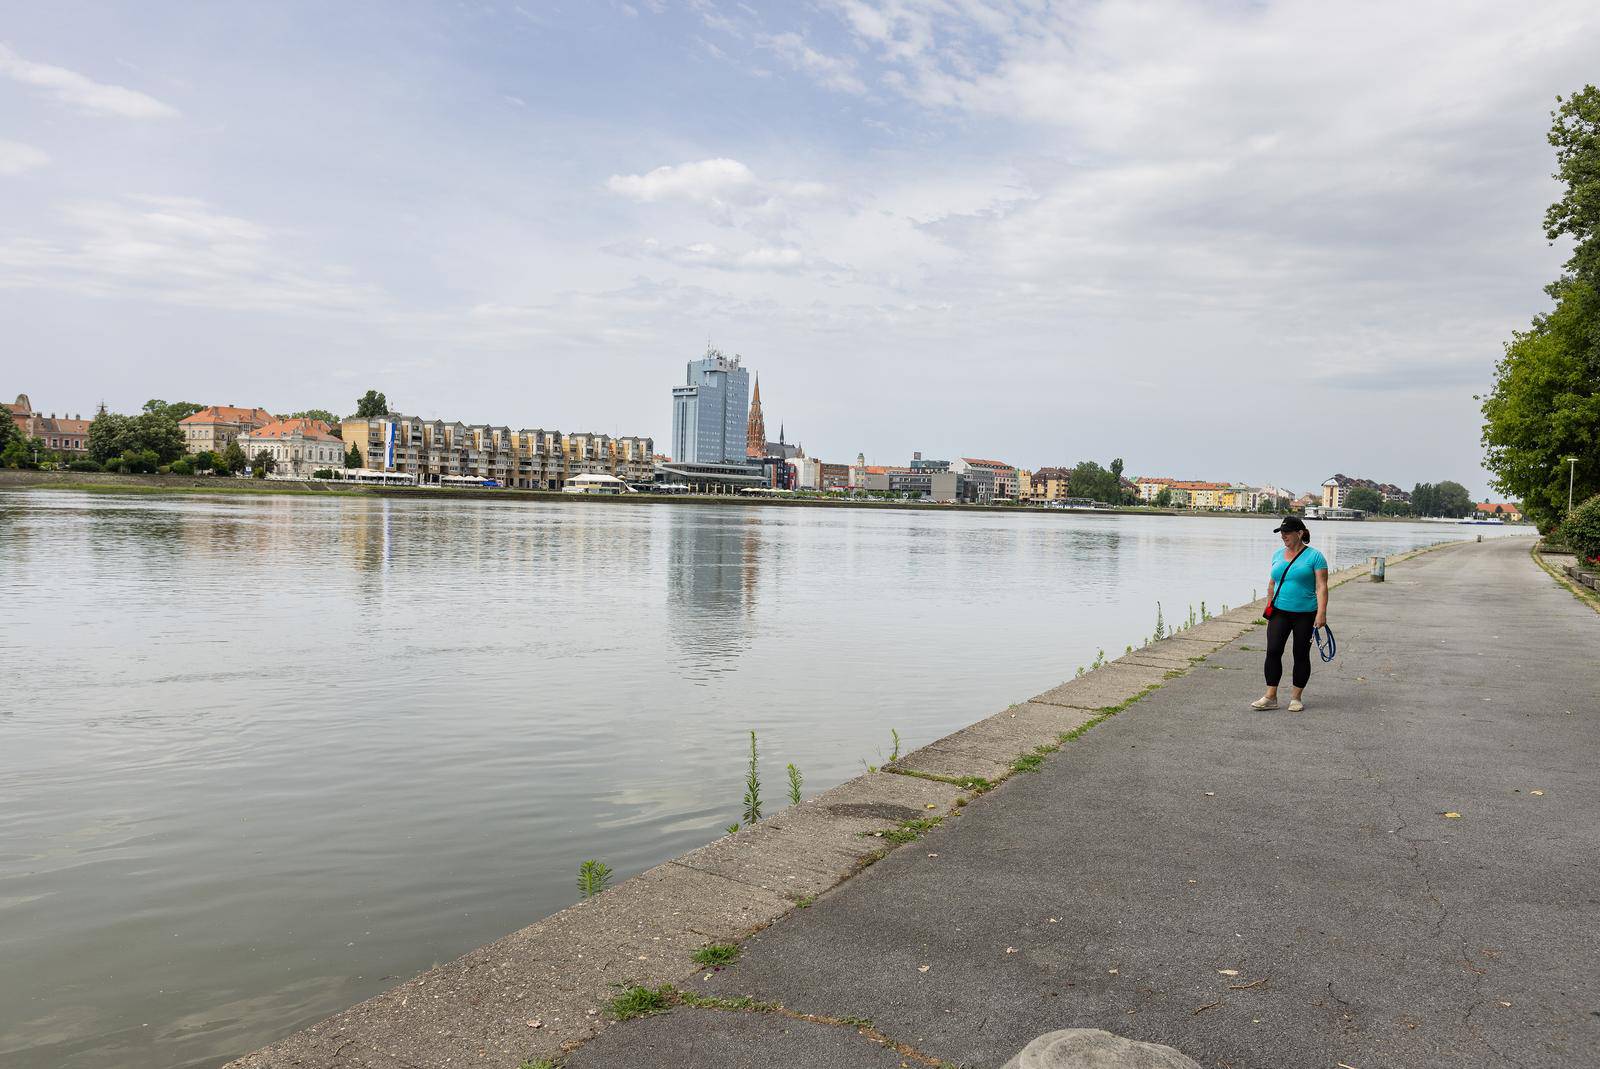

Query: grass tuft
left=609, top=984, right=674, bottom=1021
left=692, top=943, right=740, bottom=968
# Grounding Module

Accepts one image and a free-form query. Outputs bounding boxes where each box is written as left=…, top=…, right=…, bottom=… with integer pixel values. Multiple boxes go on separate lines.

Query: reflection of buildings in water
left=666, top=511, right=767, bottom=677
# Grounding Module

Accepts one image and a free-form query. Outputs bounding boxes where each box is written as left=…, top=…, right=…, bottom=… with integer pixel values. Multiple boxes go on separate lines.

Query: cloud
left=606, top=157, right=830, bottom=233
left=609, top=237, right=816, bottom=273
left=0, top=195, right=382, bottom=312
left=758, top=32, right=867, bottom=94
left=0, top=139, right=50, bottom=175
left=0, top=42, right=178, bottom=118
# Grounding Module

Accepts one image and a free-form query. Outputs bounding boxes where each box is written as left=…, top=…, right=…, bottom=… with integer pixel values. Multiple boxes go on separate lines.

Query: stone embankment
left=223, top=543, right=1514, bottom=1069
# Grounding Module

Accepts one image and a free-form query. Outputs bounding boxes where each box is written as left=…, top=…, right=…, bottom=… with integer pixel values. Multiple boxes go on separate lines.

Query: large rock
left=1002, top=1028, right=1201, bottom=1069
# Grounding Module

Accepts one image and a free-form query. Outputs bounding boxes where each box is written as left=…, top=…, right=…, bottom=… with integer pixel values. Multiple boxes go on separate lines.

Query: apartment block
left=340, top=414, right=653, bottom=489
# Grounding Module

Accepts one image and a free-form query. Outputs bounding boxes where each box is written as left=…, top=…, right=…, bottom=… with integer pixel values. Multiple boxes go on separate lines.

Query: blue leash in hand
left=1314, top=624, right=1336, bottom=662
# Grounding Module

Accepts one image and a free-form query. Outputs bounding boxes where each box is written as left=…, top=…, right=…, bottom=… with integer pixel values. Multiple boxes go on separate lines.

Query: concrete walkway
left=566, top=538, right=1600, bottom=1068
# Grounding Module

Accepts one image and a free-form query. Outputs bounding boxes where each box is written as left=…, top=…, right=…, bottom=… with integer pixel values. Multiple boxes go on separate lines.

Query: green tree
left=1380, top=499, right=1413, bottom=517
left=1345, top=486, right=1384, bottom=513
left=1, top=438, right=38, bottom=469
left=354, top=390, right=389, bottom=418
left=142, top=399, right=204, bottom=423
left=221, top=440, right=247, bottom=475
left=112, top=448, right=160, bottom=474
left=1436, top=480, right=1473, bottom=518
left=0, top=404, right=20, bottom=452
left=345, top=442, right=363, bottom=468
left=1068, top=461, right=1109, bottom=501
left=1481, top=87, right=1600, bottom=531
left=1154, top=486, right=1173, bottom=508
left=252, top=449, right=277, bottom=478
left=193, top=450, right=218, bottom=472
left=1544, top=86, right=1600, bottom=288
left=89, top=410, right=187, bottom=465
left=290, top=409, right=338, bottom=423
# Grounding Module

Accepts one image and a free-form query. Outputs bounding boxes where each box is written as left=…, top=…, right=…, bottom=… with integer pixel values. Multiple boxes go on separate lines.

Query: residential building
left=671, top=349, right=750, bottom=464
left=180, top=404, right=276, bottom=455
left=952, top=458, right=1018, bottom=499
left=235, top=418, right=346, bottom=478
left=1475, top=502, right=1523, bottom=521
left=1170, top=481, right=1228, bottom=509
left=1027, top=466, right=1075, bottom=503
left=909, top=452, right=950, bottom=472
left=819, top=462, right=850, bottom=490
left=1322, top=474, right=1411, bottom=509
left=786, top=455, right=821, bottom=490
left=6, top=394, right=91, bottom=454
left=340, top=413, right=651, bottom=489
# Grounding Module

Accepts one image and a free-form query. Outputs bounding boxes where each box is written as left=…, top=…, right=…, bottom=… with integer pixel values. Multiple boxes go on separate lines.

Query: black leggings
left=1264, top=610, right=1315, bottom=689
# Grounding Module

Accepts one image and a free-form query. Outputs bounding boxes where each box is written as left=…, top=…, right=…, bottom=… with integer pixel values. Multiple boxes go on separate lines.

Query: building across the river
left=236, top=418, right=346, bottom=478
left=341, top=414, right=653, bottom=490
left=6, top=394, right=91, bottom=455
left=180, top=405, right=276, bottom=455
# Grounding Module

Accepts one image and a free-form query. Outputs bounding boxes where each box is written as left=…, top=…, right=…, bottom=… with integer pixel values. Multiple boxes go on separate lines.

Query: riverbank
left=224, top=539, right=1510, bottom=1069
left=0, top=469, right=1506, bottom=525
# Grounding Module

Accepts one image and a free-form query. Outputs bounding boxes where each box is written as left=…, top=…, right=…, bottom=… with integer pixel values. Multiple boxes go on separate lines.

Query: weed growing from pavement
left=609, top=984, right=672, bottom=1021
left=692, top=943, right=740, bottom=968
left=742, top=730, right=762, bottom=825
left=883, top=767, right=993, bottom=792
left=786, top=763, right=803, bottom=806
left=879, top=816, right=943, bottom=844
left=890, top=729, right=902, bottom=762
left=795, top=894, right=815, bottom=908
left=520, top=1060, right=557, bottom=1069
left=1010, top=741, right=1061, bottom=774
left=576, top=860, right=612, bottom=898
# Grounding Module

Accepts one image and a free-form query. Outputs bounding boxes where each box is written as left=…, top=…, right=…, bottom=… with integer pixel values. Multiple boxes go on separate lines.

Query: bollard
left=1370, top=555, right=1386, bottom=582
left=1477, top=533, right=1483, bottom=543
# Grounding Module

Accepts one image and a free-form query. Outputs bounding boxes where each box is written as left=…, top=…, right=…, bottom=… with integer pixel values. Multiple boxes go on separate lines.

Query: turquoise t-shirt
left=1270, top=545, right=1328, bottom=613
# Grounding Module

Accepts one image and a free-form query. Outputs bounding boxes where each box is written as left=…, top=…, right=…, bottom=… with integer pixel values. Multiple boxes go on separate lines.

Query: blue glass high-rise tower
left=670, top=350, right=750, bottom=464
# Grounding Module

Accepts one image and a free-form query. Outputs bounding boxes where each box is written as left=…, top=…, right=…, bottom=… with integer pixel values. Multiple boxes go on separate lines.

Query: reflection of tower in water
left=666, top=511, right=765, bottom=680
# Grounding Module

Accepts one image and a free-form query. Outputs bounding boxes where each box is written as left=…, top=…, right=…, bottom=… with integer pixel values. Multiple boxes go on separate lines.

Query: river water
left=0, top=491, right=1529, bottom=1068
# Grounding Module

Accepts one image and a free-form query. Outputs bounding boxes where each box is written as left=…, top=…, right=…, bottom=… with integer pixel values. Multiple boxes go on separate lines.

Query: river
left=0, top=490, right=1529, bottom=1068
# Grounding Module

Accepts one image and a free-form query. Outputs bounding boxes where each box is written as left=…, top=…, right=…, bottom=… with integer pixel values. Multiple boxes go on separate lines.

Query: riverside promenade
left=231, top=536, right=1598, bottom=1068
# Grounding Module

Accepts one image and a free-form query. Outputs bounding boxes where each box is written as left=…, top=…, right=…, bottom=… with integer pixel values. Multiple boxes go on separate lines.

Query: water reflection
left=666, top=510, right=764, bottom=680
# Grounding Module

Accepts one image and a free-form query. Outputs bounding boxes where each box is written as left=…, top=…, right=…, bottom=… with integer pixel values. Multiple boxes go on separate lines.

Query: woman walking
left=1251, top=516, right=1329, bottom=712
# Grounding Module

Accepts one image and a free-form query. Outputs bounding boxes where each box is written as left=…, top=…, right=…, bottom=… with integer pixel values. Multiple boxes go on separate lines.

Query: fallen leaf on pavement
left=1531, top=790, right=1544, bottom=796
left=918, top=965, right=930, bottom=972
left=1443, top=812, right=1461, bottom=819
left=1217, top=969, right=1240, bottom=976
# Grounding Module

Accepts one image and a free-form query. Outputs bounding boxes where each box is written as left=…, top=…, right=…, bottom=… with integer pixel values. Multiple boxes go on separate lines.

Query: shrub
left=170, top=457, right=195, bottom=476
left=1558, top=493, right=1600, bottom=562
left=66, top=458, right=102, bottom=472
left=311, top=468, right=335, bottom=479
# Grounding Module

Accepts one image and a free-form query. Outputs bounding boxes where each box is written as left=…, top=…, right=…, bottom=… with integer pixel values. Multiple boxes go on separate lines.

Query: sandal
left=1250, top=696, right=1279, bottom=710
left=1288, top=699, right=1304, bottom=712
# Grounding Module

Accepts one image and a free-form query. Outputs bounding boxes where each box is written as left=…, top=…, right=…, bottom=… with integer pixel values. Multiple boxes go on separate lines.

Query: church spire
left=746, top=374, right=767, bottom=458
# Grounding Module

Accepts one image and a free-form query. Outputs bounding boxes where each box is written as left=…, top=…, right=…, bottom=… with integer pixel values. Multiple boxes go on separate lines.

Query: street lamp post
left=1566, top=457, right=1579, bottom=516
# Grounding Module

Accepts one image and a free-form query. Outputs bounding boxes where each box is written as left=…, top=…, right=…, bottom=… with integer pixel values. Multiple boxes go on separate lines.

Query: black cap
left=1273, top=516, right=1308, bottom=534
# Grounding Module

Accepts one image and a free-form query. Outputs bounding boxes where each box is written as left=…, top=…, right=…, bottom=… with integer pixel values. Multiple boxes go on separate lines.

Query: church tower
left=746, top=375, right=767, bottom=458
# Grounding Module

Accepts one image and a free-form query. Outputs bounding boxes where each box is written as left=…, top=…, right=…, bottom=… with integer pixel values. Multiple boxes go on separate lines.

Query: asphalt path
left=569, top=537, right=1600, bottom=1069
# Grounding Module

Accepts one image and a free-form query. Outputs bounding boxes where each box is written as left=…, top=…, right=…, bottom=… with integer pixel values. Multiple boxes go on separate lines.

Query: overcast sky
left=3, top=1, right=1595, bottom=497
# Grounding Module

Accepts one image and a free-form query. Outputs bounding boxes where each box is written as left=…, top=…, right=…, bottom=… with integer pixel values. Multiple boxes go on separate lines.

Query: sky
left=2, top=1, right=1596, bottom=499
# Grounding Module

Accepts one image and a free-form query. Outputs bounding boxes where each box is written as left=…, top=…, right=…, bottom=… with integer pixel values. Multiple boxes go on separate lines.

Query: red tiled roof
left=247, top=418, right=340, bottom=442
left=181, top=405, right=275, bottom=427
left=1476, top=502, right=1519, bottom=515
left=961, top=458, right=1015, bottom=470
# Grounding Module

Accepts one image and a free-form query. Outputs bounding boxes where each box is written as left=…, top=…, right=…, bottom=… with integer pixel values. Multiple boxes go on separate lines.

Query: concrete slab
left=1111, top=648, right=1195, bottom=671
left=672, top=772, right=963, bottom=900
left=890, top=703, right=1100, bottom=783
left=563, top=1005, right=913, bottom=1069
left=1031, top=664, right=1170, bottom=710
